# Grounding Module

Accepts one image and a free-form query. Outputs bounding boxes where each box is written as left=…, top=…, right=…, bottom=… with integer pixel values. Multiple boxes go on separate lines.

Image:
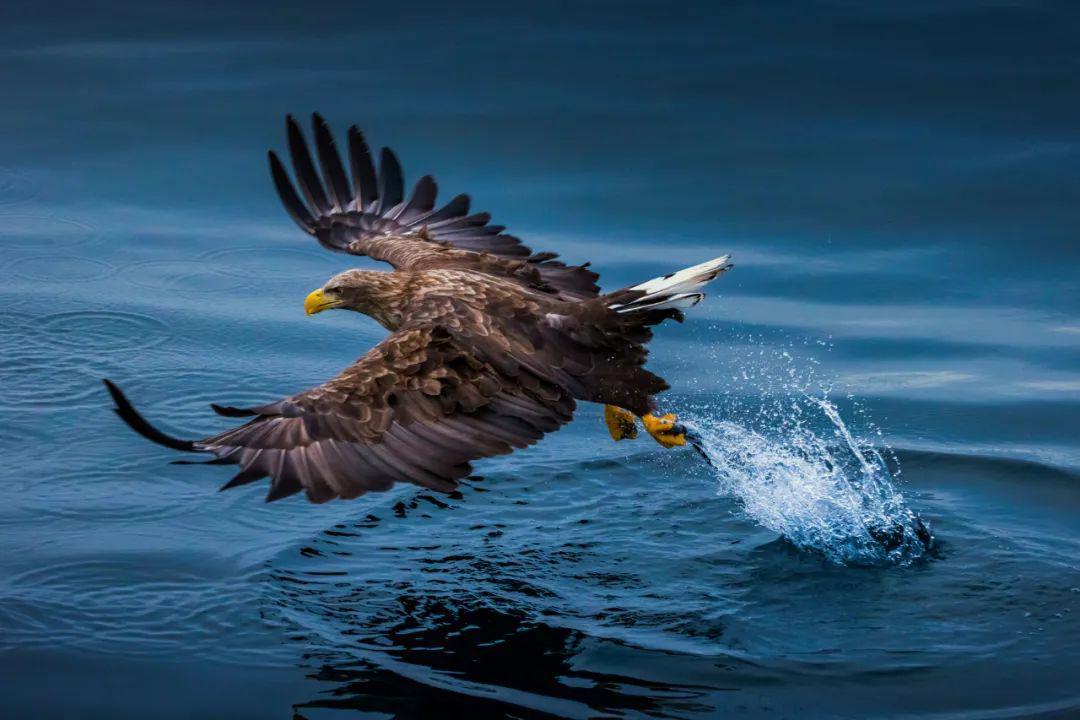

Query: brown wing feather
left=385, top=273, right=671, bottom=416
left=450, top=295, right=670, bottom=417
left=190, top=325, right=575, bottom=503
left=268, top=114, right=600, bottom=300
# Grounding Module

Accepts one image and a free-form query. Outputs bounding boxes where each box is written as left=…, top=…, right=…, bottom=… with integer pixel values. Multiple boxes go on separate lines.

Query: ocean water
left=1, top=1, right=1079, bottom=718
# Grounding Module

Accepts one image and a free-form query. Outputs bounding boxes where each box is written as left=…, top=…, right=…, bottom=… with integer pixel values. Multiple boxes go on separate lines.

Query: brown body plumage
left=105, top=114, right=732, bottom=503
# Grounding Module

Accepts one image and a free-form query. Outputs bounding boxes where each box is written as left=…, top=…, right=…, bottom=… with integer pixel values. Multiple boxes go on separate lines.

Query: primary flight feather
left=105, top=114, right=733, bottom=503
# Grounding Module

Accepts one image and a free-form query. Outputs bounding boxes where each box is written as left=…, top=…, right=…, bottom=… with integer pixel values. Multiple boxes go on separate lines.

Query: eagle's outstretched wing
left=104, top=324, right=576, bottom=503
left=269, top=113, right=600, bottom=300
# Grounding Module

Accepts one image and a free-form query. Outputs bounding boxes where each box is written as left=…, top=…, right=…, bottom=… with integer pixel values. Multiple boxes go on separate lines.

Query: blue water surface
left=1, top=2, right=1078, bottom=718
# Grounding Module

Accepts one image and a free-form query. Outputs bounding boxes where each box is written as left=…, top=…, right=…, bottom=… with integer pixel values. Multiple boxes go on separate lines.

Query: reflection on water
left=1, top=0, right=1079, bottom=717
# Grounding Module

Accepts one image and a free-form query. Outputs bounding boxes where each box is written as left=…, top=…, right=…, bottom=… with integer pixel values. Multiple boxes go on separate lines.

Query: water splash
left=675, top=332, right=931, bottom=566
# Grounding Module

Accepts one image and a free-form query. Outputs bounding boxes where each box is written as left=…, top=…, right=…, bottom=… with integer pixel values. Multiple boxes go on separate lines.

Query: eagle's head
left=304, top=269, right=380, bottom=315
left=304, top=269, right=403, bottom=329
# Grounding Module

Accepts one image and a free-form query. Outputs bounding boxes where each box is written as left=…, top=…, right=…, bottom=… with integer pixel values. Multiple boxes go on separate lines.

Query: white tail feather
left=612, top=254, right=732, bottom=313
left=625, top=292, right=704, bottom=312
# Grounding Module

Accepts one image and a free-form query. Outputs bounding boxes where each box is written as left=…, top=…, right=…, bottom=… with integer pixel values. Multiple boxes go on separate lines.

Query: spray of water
left=674, top=331, right=931, bottom=566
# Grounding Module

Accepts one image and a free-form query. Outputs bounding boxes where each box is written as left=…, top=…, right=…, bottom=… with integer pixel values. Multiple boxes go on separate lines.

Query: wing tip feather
left=102, top=378, right=198, bottom=453
left=268, top=150, right=316, bottom=233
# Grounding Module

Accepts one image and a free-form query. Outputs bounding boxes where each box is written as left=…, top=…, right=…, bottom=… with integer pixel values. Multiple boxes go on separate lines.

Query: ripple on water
left=6, top=254, right=117, bottom=283
left=106, top=368, right=286, bottom=433
left=198, top=245, right=344, bottom=282
left=0, top=554, right=286, bottom=664
left=1, top=310, right=170, bottom=412
left=0, top=215, right=97, bottom=249
left=32, top=310, right=171, bottom=353
left=15, top=462, right=206, bottom=524
left=0, top=348, right=104, bottom=412
left=116, top=259, right=249, bottom=295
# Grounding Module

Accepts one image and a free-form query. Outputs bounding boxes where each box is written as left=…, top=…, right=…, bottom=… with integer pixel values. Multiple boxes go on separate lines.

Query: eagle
left=105, top=114, right=733, bottom=503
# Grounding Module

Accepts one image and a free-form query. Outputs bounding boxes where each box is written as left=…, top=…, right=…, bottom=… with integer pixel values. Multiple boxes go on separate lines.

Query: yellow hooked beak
left=304, top=288, right=341, bottom=316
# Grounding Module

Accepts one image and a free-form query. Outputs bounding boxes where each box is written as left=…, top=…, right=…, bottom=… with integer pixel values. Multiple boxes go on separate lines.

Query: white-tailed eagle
left=105, top=114, right=733, bottom=503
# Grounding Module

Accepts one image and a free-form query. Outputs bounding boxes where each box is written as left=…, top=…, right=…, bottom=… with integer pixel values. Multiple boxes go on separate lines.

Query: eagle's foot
left=642, top=412, right=686, bottom=448
left=604, top=405, right=638, bottom=441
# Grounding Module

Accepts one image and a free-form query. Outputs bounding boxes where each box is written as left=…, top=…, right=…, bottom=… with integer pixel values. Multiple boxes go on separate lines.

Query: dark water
left=2, top=2, right=1079, bottom=718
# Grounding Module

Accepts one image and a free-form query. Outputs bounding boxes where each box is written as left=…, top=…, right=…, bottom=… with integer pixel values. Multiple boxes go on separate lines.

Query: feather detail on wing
left=104, top=325, right=576, bottom=503
left=268, top=114, right=599, bottom=300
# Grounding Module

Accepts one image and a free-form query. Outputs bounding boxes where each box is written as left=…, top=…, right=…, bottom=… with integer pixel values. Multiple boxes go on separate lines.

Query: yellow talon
left=642, top=412, right=686, bottom=448
left=604, top=405, right=638, bottom=441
